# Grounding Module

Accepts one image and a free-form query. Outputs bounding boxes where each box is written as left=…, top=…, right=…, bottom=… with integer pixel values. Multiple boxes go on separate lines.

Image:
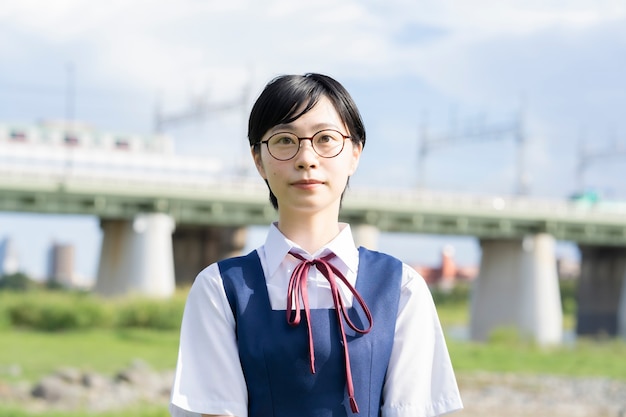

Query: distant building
left=0, top=237, right=19, bottom=275
left=413, top=245, right=478, bottom=289
left=557, top=257, right=581, bottom=280
left=47, top=242, right=75, bottom=286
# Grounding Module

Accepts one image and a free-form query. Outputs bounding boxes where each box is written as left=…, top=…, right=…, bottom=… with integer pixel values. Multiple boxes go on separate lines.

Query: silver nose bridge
left=296, top=137, right=317, bottom=154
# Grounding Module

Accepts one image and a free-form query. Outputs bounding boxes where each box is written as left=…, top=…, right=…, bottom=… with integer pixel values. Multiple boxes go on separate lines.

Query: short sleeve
left=169, top=263, right=248, bottom=417
left=381, top=264, right=463, bottom=417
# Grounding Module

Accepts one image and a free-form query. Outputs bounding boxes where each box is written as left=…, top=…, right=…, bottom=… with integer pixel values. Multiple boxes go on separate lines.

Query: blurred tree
left=0, top=272, right=37, bottom=291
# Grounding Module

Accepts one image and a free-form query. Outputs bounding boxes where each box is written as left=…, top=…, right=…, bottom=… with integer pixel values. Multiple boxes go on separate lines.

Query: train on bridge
left=0, top=121, right=173, bottom=153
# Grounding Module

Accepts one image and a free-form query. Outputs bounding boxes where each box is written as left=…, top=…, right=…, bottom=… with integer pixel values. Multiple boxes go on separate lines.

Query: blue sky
left=1, top=0, right=624, bottom=280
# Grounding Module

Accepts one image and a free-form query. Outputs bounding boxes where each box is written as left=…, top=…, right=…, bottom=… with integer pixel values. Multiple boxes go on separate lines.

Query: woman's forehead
left=271, top=96, right=346, bottom=133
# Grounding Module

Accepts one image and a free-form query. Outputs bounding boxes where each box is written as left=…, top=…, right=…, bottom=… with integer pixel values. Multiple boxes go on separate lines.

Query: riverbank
left=1, top=365, right=625, bottom=417
left=457, top=372, right=626, bottom=417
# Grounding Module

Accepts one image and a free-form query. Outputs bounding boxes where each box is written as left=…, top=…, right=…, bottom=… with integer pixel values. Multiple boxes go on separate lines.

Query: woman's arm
left=381, top=264, right=463, bottom=416
left=170, top=264, right=248, bottom=417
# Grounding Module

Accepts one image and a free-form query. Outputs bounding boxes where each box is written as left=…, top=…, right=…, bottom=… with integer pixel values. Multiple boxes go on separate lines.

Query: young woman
left=169, top=73, right=463, bottom=417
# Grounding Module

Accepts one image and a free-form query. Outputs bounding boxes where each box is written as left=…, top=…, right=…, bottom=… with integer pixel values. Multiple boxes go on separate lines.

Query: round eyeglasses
left=260, top=129, right=351, bottom=161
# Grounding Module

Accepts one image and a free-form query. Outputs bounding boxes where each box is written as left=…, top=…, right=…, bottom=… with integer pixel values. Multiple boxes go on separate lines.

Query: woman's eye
left=316, top=135, right=333, bottom=144
left=275, top=135, right=296, bottom=145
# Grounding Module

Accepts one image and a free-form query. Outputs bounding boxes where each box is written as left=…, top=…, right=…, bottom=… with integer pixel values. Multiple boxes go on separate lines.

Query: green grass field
left=0, top=328, right=180, bottom=383
left=2, top=324, right=624, bottom=385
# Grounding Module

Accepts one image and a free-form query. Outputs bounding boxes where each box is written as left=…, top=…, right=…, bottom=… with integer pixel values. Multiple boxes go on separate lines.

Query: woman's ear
left=348, top=141, right=363, bottom=176
left=251, top=147, right=267, bottom=179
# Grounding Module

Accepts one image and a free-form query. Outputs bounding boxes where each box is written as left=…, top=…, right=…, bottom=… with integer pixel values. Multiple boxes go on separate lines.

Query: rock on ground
left=0, top=359, right=174, bottom=413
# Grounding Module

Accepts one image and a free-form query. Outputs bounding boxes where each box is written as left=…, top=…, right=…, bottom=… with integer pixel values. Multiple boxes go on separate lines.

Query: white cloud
left=0, top=0, right=427, bottom=95
left=424, top=0, right=626, bottom=35
left=3, top=0, right=624, bottom=90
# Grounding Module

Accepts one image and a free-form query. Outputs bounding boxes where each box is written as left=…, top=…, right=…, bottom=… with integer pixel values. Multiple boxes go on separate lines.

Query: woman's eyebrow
left=273, top=122, right=342, bottom=132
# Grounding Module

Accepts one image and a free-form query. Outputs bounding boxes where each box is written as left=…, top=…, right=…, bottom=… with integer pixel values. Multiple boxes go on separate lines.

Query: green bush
left=0, top=302, right=11, bottom=330
left=6, top=292, right=113, bottom=331
left=0, top=288, right=189, bottom=332
left=0, top=273, right=39, bottom=291
left=431, top=282, right=471, bottom=305
left=487, top=326, right=531, bottom=346
left=114, top=297, right=184, bottom=330
left=559, top=278, right=578, bottom=316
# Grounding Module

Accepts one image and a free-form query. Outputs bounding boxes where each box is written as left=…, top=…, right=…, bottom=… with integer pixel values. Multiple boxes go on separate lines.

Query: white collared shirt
left=170, top=223, right=463, bottom=417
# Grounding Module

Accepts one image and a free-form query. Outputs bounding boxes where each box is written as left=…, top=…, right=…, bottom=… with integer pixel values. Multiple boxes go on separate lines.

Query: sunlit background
left=1, top=0, right=624, bottom=282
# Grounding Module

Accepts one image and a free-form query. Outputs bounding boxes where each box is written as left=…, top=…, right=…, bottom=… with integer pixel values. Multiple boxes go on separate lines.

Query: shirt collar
left=264, top=222, right=359, bottom=276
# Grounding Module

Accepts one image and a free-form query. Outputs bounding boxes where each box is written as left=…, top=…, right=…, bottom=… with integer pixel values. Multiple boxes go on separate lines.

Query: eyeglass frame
left=259, top=129, right=352, bottom=161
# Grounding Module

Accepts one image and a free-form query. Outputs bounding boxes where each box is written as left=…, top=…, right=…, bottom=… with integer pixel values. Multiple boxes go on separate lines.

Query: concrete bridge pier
left=619, top=274, right=626, bottom=338
left=94, top=213, right=176, bottom=298
left=172, top=225, right=247, bottom=286
left=352, top=224, right=380, bottom=250
left=470, top=234, right=563, bottom=345
left=576, top=245, right=626, bottom=338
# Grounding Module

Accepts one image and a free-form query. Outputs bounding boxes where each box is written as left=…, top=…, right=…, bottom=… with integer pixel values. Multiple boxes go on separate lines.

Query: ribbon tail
left=306, top=305, right=316, bottom=374
left=349, top=396, right=359, bottom=414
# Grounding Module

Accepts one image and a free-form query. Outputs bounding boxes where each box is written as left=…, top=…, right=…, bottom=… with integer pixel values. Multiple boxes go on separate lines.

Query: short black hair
left=249, top=73, right=366, bottom=209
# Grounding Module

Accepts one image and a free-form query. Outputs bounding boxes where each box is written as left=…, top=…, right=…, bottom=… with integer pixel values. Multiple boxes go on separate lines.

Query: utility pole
left=154, top=85, right=249, bottom=133
left=577, top=131, right=626, bottom=192
left=64, top=62, right=77, bottom=180
left=418, top=109, right=526, bottom=195
left=153, top=80, right=252, bottom=176
left=65, top=61, right=76, bottom=127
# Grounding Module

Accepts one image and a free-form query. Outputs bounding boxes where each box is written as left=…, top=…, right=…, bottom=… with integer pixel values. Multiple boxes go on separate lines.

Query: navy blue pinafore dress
left=219, top=247, right=402, bottom=417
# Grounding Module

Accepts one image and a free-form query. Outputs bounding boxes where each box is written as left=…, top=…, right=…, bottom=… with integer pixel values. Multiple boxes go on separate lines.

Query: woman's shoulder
left=193, top=250, right=260, bottom=282
left=188, top=262, right=223, bottom=295
left=357, top=247, right=428, bottom=289
left=358, top=248, right=421, bottom=274
left=357, top=246, right=403, bottom=263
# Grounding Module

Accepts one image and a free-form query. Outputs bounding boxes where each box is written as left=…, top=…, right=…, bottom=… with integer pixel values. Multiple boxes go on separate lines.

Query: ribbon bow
left=286, top=250, right=373, bottom=413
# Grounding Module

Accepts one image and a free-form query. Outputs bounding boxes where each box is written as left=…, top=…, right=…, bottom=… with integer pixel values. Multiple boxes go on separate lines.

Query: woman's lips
left=292, top=179, right=323, bottom=189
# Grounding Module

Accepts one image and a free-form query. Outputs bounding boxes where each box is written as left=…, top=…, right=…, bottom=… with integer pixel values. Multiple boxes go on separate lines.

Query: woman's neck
left=277, top=211, right=341, bottom=255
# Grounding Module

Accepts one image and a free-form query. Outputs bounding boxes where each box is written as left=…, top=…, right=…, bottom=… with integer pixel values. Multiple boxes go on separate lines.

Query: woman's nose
left=294, top=139, right=318, bottom=168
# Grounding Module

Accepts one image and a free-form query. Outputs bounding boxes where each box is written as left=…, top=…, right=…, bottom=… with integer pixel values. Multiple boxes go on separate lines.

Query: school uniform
left=170, top=223, right=463, bottom=417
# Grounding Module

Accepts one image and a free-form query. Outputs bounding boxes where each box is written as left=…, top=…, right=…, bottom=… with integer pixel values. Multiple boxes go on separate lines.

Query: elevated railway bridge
left=1, top=122, right=625, bottom=344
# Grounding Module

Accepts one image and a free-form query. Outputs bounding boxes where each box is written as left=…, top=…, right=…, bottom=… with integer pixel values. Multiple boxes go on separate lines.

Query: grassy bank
left=1, top=282, right=625, bottom=416
left=2, top=326, right=624, bottom=385
left=448, top=337, right=626, bottom=380
left=0, top=327, right=180, bottom=383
